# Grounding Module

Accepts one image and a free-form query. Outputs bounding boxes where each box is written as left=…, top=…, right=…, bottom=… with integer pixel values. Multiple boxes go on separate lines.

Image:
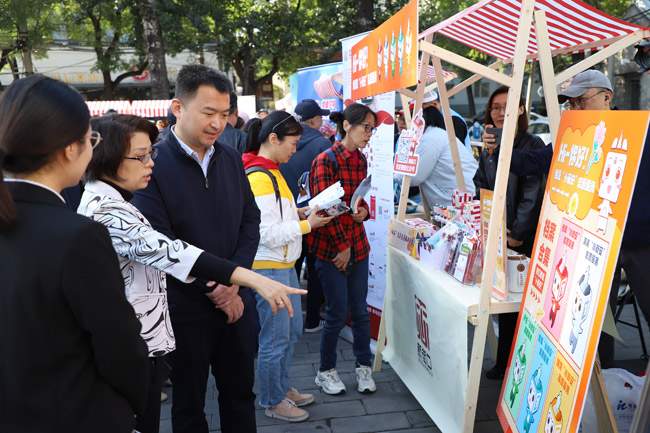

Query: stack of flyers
left=306, top=181, right=349, bottom=217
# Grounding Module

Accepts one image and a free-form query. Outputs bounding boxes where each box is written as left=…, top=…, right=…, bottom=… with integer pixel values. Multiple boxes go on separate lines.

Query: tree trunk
left=101, top=69, right=115, bottom=100
left=17, top=21, right=33, bottom=76
left=140, top=0, right=170, bottom=99
left=355, top=0, right=374, bottom=33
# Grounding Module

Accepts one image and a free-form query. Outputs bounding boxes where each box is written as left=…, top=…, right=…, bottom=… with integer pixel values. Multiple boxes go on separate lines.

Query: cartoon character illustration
left=544, top=391, right=563, bottom=433
left=549, top=253, right=569, bottom=328
left=405, top=19, right=412, bottom=65
left=586, top=120, right=606, bottom=174
left=377, top=40, right=382, bottom=82
left=390, top=30, right=397, bottom=77
left=509, top=341, right=527, bottom=407
left=383, top=35, right=389, bottom=80
left=597, top=149, right=627, bottom=234
left=523, top=366, right=543, bottom=433
left=397, top=25, right=404, bottom=74
left=569, top=266, right=592, bottom=354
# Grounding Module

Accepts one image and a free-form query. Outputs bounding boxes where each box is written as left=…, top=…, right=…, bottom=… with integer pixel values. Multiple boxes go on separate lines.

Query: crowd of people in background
left=1, top=62, right=649, bottom=433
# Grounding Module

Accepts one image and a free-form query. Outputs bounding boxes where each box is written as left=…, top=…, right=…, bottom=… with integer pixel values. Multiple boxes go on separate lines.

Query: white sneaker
left=356, top=365, right=376, bottom=393
left=315, top=368, right=346, bottom=395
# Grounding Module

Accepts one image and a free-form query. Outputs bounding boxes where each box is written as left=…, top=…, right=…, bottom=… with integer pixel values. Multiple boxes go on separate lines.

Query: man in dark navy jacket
left=503, top=70, right=650, bottom=368
left=280, top=98, right=331, bottom=331
left=132, top=64, right=261, bottom=433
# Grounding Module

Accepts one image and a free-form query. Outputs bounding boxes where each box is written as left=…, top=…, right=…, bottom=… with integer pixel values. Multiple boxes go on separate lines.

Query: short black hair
left=229, top=91, right=238, bottom=115
left=86, top=114, right=158, bottom=182
left=174, top=64, right=233, bottom=102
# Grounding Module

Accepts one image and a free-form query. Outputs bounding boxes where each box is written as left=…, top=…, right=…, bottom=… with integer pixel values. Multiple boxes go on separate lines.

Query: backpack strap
left=245, top=167, right=283, bottom=219
left=324, top=148, right=339, bottom=175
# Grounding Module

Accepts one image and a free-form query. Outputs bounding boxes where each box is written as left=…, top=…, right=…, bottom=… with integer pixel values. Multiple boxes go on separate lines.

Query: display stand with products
left=371, top=0, right=650, bottom=432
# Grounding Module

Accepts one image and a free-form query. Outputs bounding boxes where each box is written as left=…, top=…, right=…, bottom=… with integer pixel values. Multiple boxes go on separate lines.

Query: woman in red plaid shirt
left=309, top=103, right=377, bottom=396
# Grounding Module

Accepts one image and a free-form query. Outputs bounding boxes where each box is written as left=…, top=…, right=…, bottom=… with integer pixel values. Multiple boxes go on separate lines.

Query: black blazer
left=0, top=181, right=149, bottom=433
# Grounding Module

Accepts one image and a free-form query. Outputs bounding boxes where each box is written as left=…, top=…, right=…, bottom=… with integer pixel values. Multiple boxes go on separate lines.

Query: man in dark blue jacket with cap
left=280, top=98, right=331, bottom=331
left=497, top=69, right=650, bottom=369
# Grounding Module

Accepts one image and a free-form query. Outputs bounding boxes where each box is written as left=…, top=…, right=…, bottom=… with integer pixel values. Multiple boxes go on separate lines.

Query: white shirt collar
left=171, top=125, right=215, bottom=162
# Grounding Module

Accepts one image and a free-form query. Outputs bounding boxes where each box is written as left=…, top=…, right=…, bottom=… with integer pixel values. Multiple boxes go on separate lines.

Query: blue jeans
left=254, top=268, right=303, bottom=407
left=315, top=257, right=371, bottom=371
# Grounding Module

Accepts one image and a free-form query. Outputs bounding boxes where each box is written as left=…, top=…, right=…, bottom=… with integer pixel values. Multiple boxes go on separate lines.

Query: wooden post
left=534, top=10, right=562, bottom=143
left=432, top=55, right=466, bottom=191
left=461, top=0, right=536, bottom=430
left=396, top=34, right=433, bottom=222
left=592, top=356, right=619, bottom=433
left=526, top=61, right=536, bottom=119
left=630, top=356, right=650, bottom=433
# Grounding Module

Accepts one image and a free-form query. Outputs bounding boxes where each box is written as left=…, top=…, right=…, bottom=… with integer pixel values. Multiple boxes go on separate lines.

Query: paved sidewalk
left=160, top=288, right=649, bottom=433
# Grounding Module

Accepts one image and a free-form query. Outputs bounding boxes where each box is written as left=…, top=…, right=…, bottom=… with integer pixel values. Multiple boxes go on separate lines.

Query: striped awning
left=418, top=60, right=459, bottom=83
left=419, top=0, right=650, bottom=61
left=131, top=100, right=172, bottom=118
left=86, top=100, right=132, bottom=117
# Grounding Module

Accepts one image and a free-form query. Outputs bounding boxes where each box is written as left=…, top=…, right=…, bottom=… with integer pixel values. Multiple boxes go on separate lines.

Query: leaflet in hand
left=351, top=175, right=372, bottom=213
left=305, top=181, right=349, bottom=216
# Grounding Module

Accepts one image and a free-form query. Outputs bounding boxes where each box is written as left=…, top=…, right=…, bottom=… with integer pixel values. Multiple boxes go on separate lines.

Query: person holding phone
left=473, top=86, right=546, bottom=379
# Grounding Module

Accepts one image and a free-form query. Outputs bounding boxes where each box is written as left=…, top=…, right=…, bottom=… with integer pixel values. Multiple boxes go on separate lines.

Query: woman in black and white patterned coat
left=77, top=114, right=305, bottom=433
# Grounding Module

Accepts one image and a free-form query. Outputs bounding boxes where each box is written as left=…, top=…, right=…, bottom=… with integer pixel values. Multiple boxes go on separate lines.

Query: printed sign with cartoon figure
left=498, top=110, right=649, bottom=432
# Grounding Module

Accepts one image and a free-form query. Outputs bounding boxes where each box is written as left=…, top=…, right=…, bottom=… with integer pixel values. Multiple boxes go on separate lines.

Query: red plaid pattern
left=308, top=141, right=370, bottom=262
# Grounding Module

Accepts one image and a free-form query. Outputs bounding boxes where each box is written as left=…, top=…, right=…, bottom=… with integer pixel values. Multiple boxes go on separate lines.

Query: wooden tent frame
left=374, top=0, right=650, bottom=431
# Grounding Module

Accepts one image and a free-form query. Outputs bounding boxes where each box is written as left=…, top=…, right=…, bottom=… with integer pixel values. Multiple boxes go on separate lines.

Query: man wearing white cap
left=412, top=90, right=471, bottom=152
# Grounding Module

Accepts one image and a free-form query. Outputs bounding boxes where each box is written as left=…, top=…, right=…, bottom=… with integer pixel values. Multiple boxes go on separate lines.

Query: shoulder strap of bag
left=246, top=167, right=283, bottom=219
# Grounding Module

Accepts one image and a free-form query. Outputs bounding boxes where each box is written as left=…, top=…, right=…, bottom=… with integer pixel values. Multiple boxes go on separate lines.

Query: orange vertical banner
left=350, top=0, right=418, bottom=100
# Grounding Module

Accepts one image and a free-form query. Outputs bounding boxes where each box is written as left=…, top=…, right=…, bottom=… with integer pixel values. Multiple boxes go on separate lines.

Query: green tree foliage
left=0, top=0, right=58, bottom=85
left=61, top=0, right=148, bottom=98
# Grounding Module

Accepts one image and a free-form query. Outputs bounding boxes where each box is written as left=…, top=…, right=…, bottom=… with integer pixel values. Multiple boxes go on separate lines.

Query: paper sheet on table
left=383, top=246, right=470, bottom=433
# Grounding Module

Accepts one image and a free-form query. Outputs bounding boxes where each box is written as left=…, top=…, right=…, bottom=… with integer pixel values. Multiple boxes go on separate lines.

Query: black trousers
left=295, top=236, right=325, bottom=329
left=135, top=356, right=169, bottom=433
left=169, top=300, right=256, bottom=433
left=598, top=244, right=650, bottom=368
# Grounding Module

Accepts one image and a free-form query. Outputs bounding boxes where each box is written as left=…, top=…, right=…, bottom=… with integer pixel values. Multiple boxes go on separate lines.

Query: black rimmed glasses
left=90, top=131, right=103, bottom=149
left=123, top=148, right=158, bottom=164
left=356, top=122, right=377, bottom=135
left=271, top=113, right=302, bottom=133
left=566, top=90, right=606, bottom=110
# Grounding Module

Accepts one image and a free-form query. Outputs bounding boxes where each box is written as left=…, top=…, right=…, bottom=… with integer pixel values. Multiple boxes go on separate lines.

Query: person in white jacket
left=394, top=105, right=478, bottom=207
left=243, top=111, right=332, bottom=423
left=77, top=114, right=305, bottom=433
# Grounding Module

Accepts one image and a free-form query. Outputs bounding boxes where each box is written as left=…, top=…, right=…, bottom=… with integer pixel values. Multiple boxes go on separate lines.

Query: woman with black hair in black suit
left=0, top=76, right=150, bottom=433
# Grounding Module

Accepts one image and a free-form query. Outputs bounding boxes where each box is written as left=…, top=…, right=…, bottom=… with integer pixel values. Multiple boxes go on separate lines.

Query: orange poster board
left=481, top=189, right=508, bottom=300
left=350, top=0, right=418, bottom=100
left=497, top=110, right=649, bottom=433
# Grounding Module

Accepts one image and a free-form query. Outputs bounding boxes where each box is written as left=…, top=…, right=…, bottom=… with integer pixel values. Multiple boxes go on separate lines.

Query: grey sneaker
left=265, top=398, right=309, bottom=422
left=356, top=365, right=376, bottom=393
left=315, top=368, right=346, bottom=395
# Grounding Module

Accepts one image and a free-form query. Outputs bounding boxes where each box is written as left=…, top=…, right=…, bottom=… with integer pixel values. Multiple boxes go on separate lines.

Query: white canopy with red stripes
left=131, top=100, right=172, bottom=118
left=86, top=100, right=132, bottom=117
left=86, top=100, right=171, bottom=118
left=419, top=0, right=650, bottom=61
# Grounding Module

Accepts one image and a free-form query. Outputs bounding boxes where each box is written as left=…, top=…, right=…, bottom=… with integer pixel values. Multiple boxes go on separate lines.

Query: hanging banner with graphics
left=350, top=0, right=418, bottom=101
left=292, top=62, right=344, bottom=113
left=497, top=110, right=649, bottom=433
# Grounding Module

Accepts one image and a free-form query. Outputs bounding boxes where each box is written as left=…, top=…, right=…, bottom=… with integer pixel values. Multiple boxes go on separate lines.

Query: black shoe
left=485, top=365, right=505, bottom=380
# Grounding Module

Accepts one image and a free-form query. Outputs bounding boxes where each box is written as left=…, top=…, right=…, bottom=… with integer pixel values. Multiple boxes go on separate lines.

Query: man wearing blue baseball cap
left=279, top=98, right=332, bottom=332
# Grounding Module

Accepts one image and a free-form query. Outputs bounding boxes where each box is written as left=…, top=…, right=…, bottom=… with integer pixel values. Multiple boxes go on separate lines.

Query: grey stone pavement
left=160, top=284, right=650, bottom=433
